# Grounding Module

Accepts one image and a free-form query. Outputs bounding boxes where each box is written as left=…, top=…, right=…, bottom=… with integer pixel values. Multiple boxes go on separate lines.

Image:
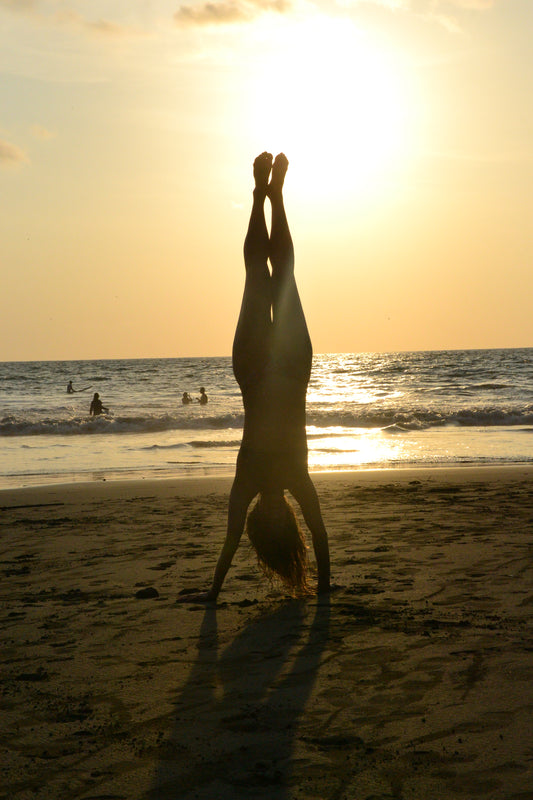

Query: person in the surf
left=89, top=392, right=109, bottom=416
left=67, top=381, right=92, bottom=394
left=180, top=152, right=330, bottom=601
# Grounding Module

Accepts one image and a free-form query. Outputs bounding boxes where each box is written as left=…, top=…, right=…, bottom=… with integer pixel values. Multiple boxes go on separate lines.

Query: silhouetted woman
left=186, top=153, right=330, bottom=600
left=89, top=392, right=108, bottom=416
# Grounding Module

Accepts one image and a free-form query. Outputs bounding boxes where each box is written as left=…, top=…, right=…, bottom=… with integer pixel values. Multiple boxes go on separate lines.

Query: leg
left=178, top=470, right=258, bottom=602
left=268, top=154, right=312, bottom=383
left=208, top=471, right=258, bottom=599
left=232, top=152, right=273, bottom=389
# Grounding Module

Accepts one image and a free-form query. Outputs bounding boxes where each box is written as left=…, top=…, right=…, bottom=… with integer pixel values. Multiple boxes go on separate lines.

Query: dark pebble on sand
left=15, top=666, right=49, bottom=682
left=135, top=587, right=159, bottom=599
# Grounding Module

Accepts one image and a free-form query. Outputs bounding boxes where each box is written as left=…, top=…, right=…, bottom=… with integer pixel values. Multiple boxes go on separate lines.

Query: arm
left=178, top=477, right=255, bottom=602
left=291, top=475, right=331, bottom=593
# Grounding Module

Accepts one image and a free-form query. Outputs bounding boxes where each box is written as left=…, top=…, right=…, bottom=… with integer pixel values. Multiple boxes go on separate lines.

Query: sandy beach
left=2, top=466, right=533, bottom=800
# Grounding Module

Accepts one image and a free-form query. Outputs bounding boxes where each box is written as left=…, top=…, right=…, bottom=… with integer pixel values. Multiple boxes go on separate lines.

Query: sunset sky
left=1, top=0, right=531, bottom=361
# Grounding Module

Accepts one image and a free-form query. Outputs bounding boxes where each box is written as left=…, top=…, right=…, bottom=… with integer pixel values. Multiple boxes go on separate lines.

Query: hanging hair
left=246, top=494, right=310, bottom=597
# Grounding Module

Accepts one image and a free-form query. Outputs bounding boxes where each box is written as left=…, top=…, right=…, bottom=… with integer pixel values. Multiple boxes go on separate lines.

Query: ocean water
left=0, top=349, right=532, bottom=489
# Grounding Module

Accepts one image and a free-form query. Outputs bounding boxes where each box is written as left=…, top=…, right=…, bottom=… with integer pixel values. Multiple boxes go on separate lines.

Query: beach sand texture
left=2, top=467, right=533, bottom=799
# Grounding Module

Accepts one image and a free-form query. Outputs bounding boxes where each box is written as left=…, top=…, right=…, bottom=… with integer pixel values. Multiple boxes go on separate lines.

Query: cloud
left=30, top=124, right=54, bottom=140
left=51, top=9, right=139, bottom=38
left=175, top=0, right=291, bottom=27
left=0, top=139, right=28, bottom=167
left=86, top=18, right=129, bottom=37
left=54, top=10, right=137, bottom=38
left=0, top=0, right=39, bottom=10
left=343, top=0, right=497, bottom=11
left=447, top=0, right=495, bottom=7
left=339, top=0, right=498, bottom=34
left=0, top=1, right=140, bottom=38
left=413, top=0, right=498, bottom=33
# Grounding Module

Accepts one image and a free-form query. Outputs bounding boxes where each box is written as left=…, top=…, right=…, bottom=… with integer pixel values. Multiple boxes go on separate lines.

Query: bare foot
left=253, top=151, right=273, bottom=192
left=268, top=152, right=288, bottom=196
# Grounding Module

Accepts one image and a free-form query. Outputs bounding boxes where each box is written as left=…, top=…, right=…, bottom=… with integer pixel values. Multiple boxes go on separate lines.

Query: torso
left=237, top=365, right=309, bottom=491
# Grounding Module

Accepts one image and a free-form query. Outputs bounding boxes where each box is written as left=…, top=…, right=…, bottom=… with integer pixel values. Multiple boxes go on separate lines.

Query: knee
left=244, top=240, right=269, bottom=268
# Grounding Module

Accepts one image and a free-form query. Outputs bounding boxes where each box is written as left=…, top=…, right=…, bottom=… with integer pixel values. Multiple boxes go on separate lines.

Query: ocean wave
left=470, top=382, right=511, bottom=390
left=140, top=439, right=241, bottom=451
left=306, top=406, right=533, bottom=431
left=1, top=405, right=532, bottom=438
left=189, top=439, right=242, bottom=449
left=1, top=374, right=33, bottom=383
left=0, top=412, right=245, bottom=437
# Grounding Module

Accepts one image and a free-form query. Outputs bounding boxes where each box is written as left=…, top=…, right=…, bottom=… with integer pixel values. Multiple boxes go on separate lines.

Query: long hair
left=246, top=494, right=310, bottom=596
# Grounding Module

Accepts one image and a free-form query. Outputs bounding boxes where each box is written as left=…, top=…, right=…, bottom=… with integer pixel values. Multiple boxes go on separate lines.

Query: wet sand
left=2, top=466, right=533, bottom=799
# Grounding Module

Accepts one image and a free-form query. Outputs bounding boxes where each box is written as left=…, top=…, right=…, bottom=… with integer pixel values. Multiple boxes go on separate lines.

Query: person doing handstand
left=184, top=152, right=330, bottom=600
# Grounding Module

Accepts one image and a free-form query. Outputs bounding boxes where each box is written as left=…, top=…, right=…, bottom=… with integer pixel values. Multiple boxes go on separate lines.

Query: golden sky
left=1, top=0, right=532, bottom=360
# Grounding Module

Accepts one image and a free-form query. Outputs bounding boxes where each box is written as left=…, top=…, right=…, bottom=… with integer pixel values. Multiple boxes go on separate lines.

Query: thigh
left=271, top=279, right=312, bottom=383
left=232, top=272, right=272, bottom=389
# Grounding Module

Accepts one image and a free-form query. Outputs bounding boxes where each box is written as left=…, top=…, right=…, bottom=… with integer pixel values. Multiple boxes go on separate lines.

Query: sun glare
left=246, top=16, right=414, bottom=202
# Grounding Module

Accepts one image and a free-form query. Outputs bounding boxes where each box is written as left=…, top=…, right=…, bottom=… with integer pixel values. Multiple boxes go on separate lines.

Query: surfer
left=180, top=152, right=330, bottom=601
left=67, top=381, right=92, bottom=394
left=89, top=392, right=109, bottom=416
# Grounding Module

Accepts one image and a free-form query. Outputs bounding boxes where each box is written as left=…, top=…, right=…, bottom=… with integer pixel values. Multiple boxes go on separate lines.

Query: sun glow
left=307, top=430, right=406, bottom=470
left=247, top=16, right=415, bottom=202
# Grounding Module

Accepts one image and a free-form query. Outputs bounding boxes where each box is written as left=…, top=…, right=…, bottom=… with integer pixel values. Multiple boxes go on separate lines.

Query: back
left=240, top=363, right=308, bottom=455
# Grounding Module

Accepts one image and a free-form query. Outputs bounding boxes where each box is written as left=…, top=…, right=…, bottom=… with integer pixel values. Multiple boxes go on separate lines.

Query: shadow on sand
left=147, top=597, right=330, bottom=799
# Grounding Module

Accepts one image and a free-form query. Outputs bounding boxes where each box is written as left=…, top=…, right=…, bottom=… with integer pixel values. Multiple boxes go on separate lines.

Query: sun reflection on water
left=307, top=428, right=407, bottom=470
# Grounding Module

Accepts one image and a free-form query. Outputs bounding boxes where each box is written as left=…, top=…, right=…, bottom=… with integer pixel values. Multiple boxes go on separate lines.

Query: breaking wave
left=2, top=404, right=532, bottom=437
